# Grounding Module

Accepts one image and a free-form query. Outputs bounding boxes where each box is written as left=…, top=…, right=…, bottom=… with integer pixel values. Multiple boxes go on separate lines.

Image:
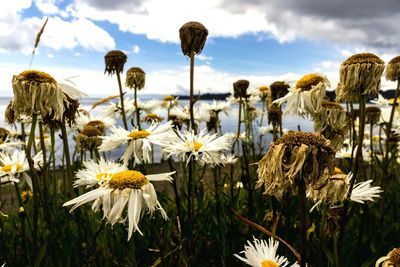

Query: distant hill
left=175, top=89, right=398, bottom=102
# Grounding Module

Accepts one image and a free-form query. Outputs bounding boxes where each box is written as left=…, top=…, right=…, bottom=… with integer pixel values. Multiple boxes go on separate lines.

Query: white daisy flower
left=99, top=121, right=174, bottom=165
left=73, top=159, right=128, bottom=188
left=163, top=128, right=230, bottom=164
left=0, top=149, right=43, bottom=189
left=0, top=140, right=23, bottom=151
left=170, top=106, right=210, bottom=122
left=161, top=95, right=179, bottom=109
left=63, top=170, right=174, bottom=240
left=349, top=179, right=383, bottom=204
left=100, top=98, right=135, bottom=119
left=201, top=100, right=231, bottom=115
left=274, top=73, right=329, bottom=117
left=234, top=237, right=299, bottom=267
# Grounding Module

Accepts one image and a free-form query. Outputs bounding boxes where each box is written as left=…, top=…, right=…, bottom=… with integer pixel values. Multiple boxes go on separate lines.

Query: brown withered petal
left=125, top=67, right=146, bottom=90
left=386, top=56, right=400, bottom=81
left=377, top=247, right=400, bottom=267
left=257, top=132, right=335, bottom=199
left=336, top=53, right=384, bottom=102
left=104, top=50, right=127, bottom=75
left=179, top=21, right=208, bottom=56
left=12, top=70, right=65, bottom=120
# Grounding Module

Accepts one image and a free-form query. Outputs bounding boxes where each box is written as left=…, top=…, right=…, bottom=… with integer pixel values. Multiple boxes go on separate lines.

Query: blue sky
left=1, top=0, right=399, bottom=97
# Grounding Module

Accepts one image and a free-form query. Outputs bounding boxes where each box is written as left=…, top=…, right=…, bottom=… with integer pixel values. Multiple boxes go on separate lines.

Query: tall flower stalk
left=104, top=50, right=128, bottom=130
left=126, top=67, right=146, bottom=129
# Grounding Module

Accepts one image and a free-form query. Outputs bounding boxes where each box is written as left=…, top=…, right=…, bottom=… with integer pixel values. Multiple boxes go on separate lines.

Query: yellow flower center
left=193, top=142, right=203, bottom=151
left=261, top=260, right=279, bottom=267
left=95, top=173, right=112, bottom=180
left=108, top=170, right=148, bottom=190
left=259, top=85, right=269, bottom=92
left=163, top=95, right=176, bottom=101
left=127, top=130, right=151, bottom=139
left=1, top=163, right=23, bottom=173
left=334, top=167, right=343, bottom=175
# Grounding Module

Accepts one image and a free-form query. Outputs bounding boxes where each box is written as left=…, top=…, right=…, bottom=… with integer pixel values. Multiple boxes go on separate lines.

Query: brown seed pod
left=104, top=50, right=127, bottom=75
left=386, top=56, right=400, bottom=81
left=125, top=67, right=146, bottom=90
left=269, top=81, right=290, bottom=100
left=179, top=21, right=208, bottom=56
left=365, top=106, right=381, bottom=124
left=233, top=79, right=250, bottom=99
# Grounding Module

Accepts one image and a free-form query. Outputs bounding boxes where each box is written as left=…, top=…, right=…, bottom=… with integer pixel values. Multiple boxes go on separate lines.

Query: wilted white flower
left=64, top=170, right=174, bottom=240
left=201, top=100, right=231, bottom=115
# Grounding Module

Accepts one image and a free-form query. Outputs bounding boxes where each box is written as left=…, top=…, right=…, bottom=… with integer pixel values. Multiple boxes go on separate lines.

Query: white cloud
left=0, top=4, right=115, bottom=53
left=196, top=54, right=213, bottom=61
left=131, top=45, right=140, bottom=54
left=33, top=0, right=60, bottom=14
left=48, top=53, right=54, bottom=58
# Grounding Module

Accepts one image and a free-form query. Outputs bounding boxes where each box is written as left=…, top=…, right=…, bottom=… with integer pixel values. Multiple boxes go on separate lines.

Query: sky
left=0, top=0, right=400, bottom=97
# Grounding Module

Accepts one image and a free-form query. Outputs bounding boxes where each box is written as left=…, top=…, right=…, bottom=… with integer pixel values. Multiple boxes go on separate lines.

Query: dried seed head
left=267, top=103, right=282, bottom=126
left=336, top=53, right=384, bottom=102
left=77, top=125, right=102, bottom=151
left=0, top=127, right=10, bottom=141
left=142, top=113, right=163, bottom=124
left=125, top=67, right=146, bottom=90
left=275, top=132, right=334, bottom=152
left=269, top=81, right=290, bottom=100
left=386, top=56, right=400, bottom=81
left=81, top=126, right=102, bottom=137
left=387, top=248, right=400, bottom=266
left=179, top=21, right=208, bottom=56
left=5, top=101, right=16, bottom=125
left=86, top=120, right=106, bottom=134
left=168, top=115, right=182, bottom=130
left=104, top=50, right=127, bottom=75
left=366, top=106, right=381, bottom=124
left=206, top=112, right=218, bottom=132
left=233, top=79, right=250, bottom=98
left=296, top=74, right=326, bottom=91
left=42, top=94, right=80, bottom=129
left=12, top=70, right=65, bottom=120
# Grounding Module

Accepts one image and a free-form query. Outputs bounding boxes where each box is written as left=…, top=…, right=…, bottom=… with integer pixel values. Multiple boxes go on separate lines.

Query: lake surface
left=0, top=96, right=314, bottom=163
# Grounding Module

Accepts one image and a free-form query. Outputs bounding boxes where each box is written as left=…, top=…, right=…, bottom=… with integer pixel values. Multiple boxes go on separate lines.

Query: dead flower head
left=0, top=127, right=10, bottom=142
left=270, top=81, right=290, bottom=101
left=104, top=50, right=127, bottom=75
left=365, top=106, right=381, bottom=125
left=257, top=132, right=335, bottom=199
left=125, top=67, right=146, bottom=90
left=386, top=56, right=400, bottom=81
left=179, top=21, right=208, bottom=56
left=12, top=70, right=65, bottom=120
left=376, top=248, right=400, bottom=267
left=76, top=125, right=103, bottom=151
left=267, top=103, right=282, bottom=127
left=233, top=79, right=250, bottom=99
left=336, top=53, right=384, bottom=102
left=5, top=101, right=16, bottom=125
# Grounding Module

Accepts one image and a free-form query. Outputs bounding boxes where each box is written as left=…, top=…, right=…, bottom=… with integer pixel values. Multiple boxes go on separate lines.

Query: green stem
left=298, top=178, right=307, bottom=267
left=189, top=51, right=196, bottom=133
left=116, top=71, right=128, bottom=130
left=134, top=87, right=141, bottom=130
left=60, top=121, right=73, bottom=195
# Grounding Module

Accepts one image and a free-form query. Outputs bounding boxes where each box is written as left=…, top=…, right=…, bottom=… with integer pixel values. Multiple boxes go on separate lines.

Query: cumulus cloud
left=62, top=0, right=400, bottom=52
left=0, top=1, right=115, bottom=54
